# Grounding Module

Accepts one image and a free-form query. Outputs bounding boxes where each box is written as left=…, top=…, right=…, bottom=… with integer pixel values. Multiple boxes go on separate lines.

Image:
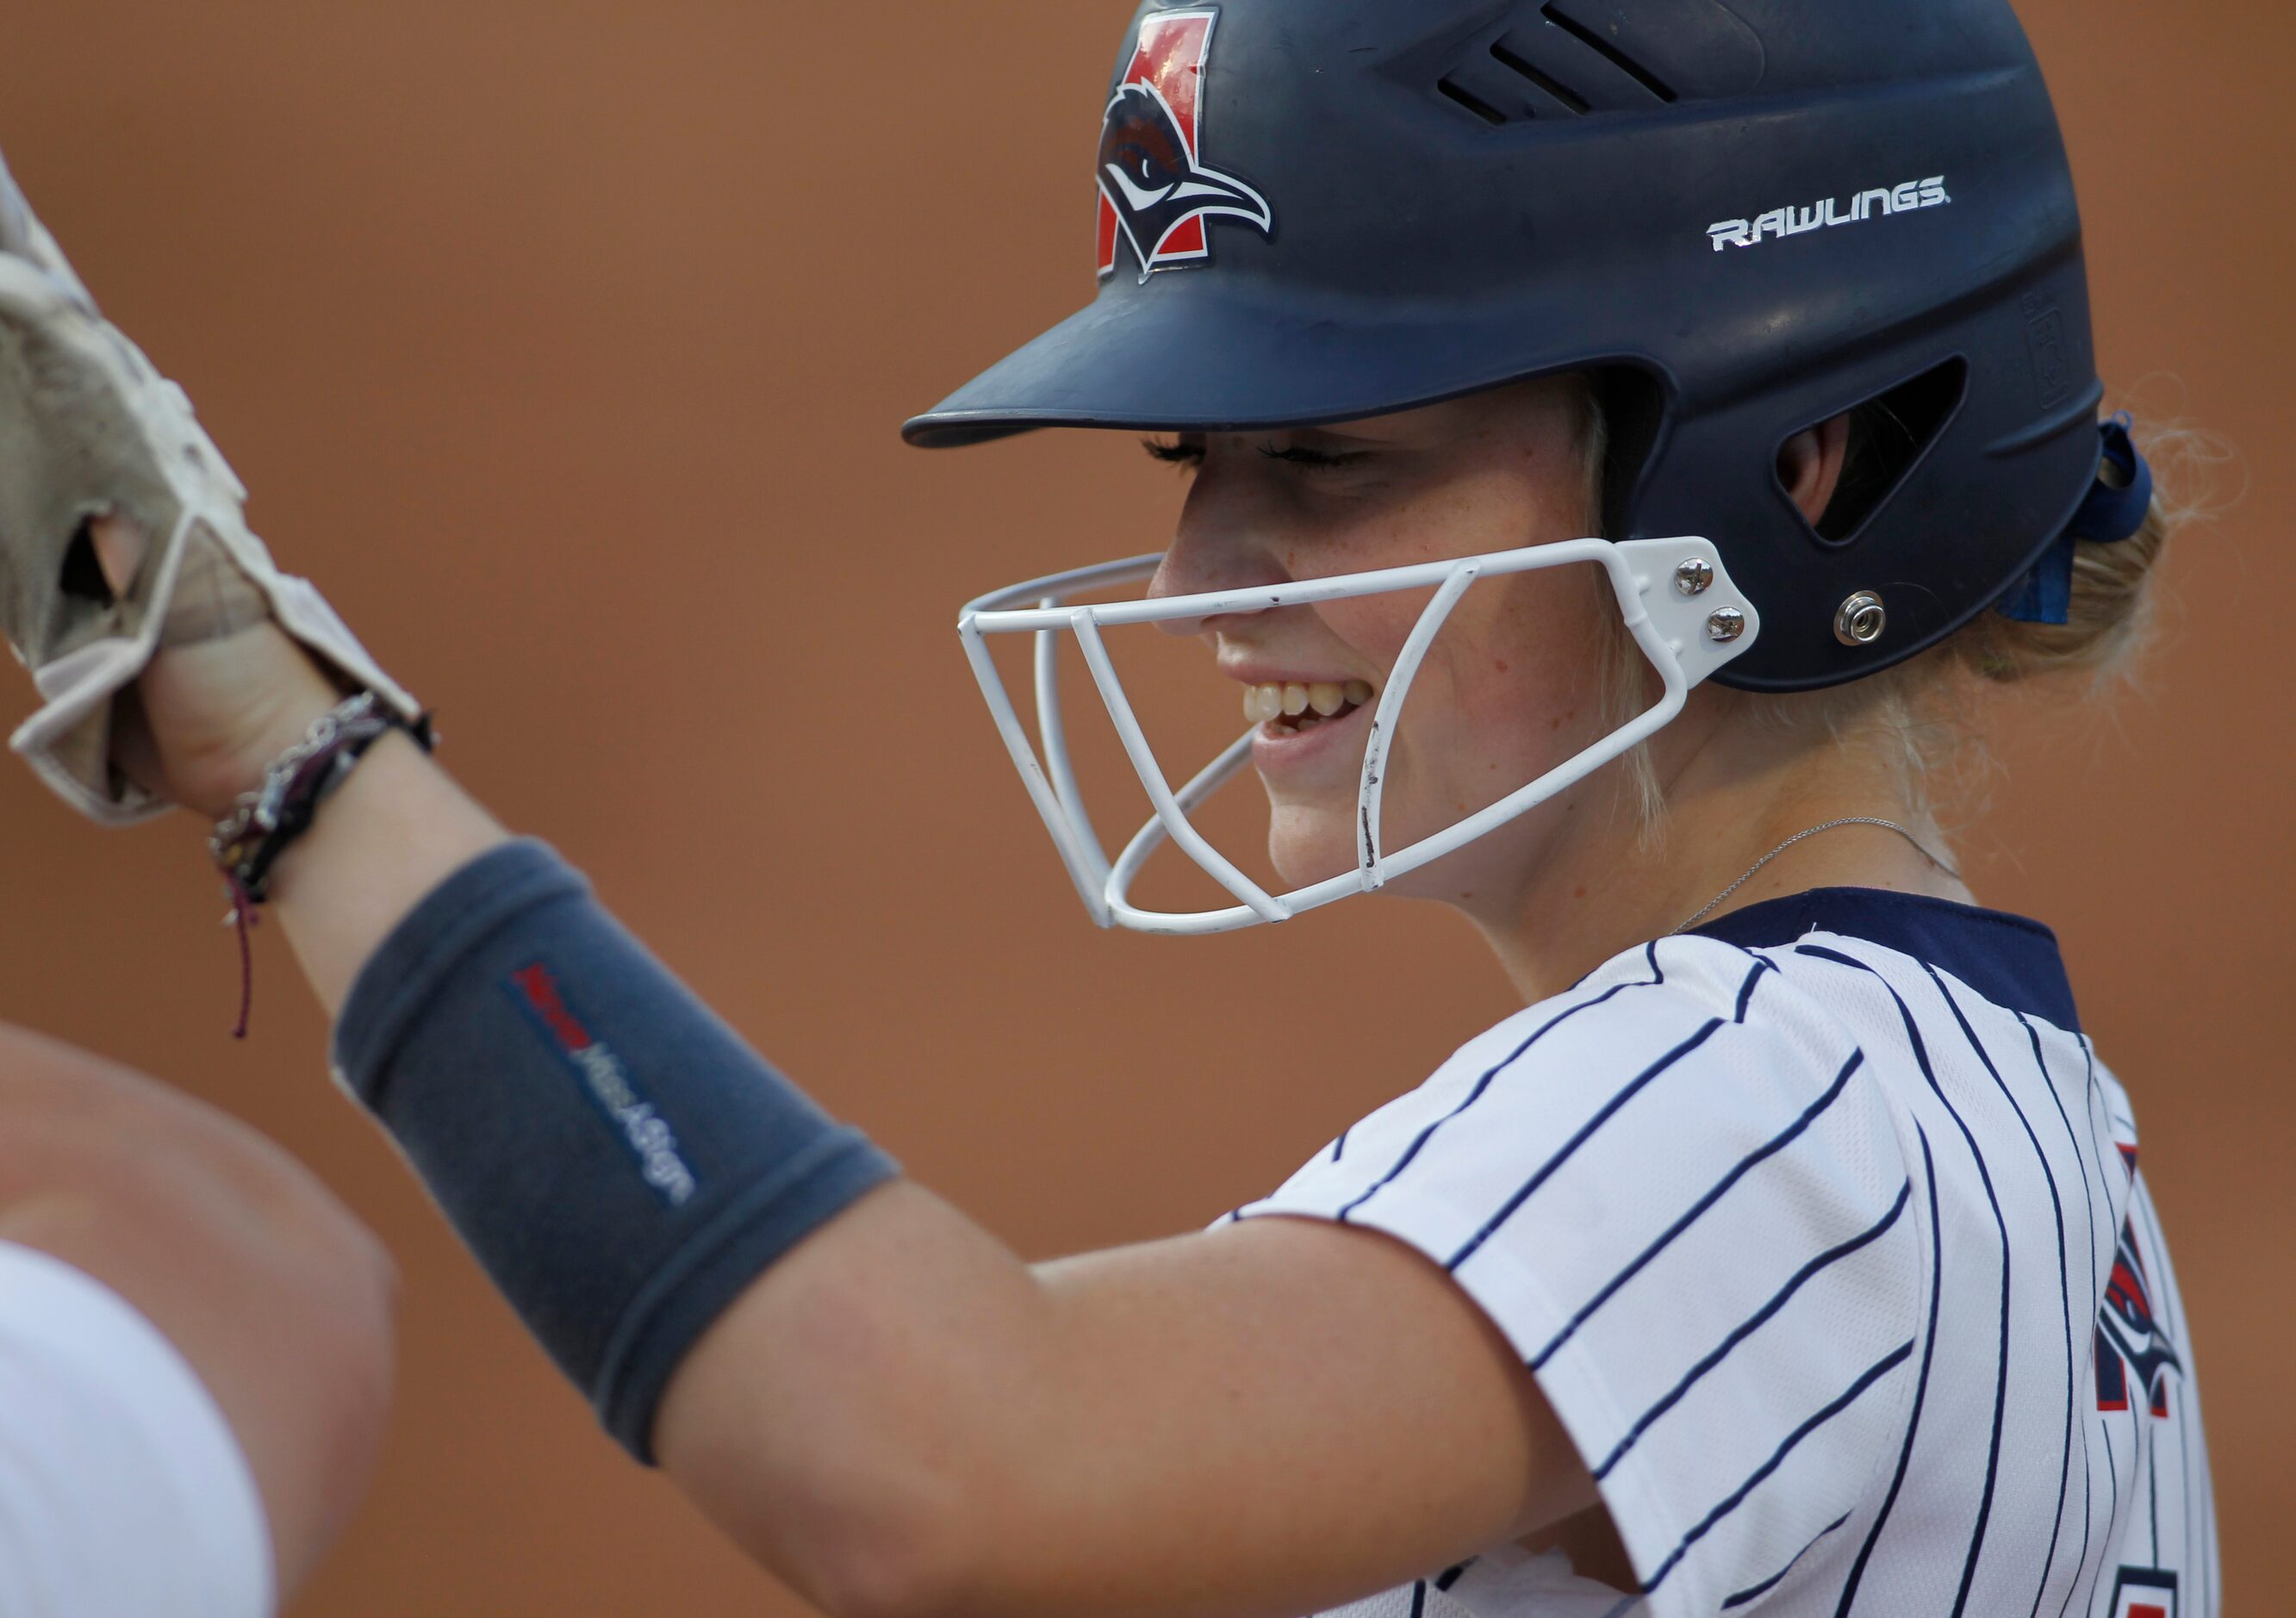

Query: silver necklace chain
left=1675, top=817, right=1964, bottom=934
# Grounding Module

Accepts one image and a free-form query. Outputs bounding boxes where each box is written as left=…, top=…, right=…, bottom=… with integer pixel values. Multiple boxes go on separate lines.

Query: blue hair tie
left=1997, top=414, right=2154, bottom=625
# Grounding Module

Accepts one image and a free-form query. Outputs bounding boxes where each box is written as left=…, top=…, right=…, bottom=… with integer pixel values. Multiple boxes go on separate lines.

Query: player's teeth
left=1298, top=716, right=1322, bottom=731
left=1246, top=680, right=1377, bottom=725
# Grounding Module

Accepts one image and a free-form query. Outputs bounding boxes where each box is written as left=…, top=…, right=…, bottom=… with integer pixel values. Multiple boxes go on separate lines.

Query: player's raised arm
left=86, top=539, right=1617, bottom=1615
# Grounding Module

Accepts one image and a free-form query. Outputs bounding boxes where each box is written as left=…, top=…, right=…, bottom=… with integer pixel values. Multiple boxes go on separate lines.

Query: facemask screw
left=1707, top=608, right=1747, bottom=644
left=1674, top=558, right=1715, bottom=596
left=1835, top=591, right=1888, bottom=646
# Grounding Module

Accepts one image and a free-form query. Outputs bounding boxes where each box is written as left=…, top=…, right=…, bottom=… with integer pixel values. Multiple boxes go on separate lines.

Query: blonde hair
left=1579, top=387, right=2230, bottom=834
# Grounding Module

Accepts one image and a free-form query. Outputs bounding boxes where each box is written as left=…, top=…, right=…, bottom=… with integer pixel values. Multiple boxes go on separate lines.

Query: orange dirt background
left=0, top=3, right=2285, bottom=1611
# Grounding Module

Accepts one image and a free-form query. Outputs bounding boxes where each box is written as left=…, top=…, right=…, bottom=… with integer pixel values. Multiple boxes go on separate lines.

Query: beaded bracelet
left=208, top=691, right=433, bottom=1035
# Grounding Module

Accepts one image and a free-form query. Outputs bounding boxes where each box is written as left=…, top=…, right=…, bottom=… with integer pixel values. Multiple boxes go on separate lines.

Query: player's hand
left=0, top=143, right=421, bottom=824
left=89, top=515, right=343, bottom=823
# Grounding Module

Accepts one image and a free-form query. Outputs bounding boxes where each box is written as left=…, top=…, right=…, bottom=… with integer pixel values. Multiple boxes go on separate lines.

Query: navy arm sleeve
left=331, top=839, right=899, bottom=1460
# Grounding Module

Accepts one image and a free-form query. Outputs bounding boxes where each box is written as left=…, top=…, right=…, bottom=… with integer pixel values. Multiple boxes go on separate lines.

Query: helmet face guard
left=958, top=535, right=1757, bottom=934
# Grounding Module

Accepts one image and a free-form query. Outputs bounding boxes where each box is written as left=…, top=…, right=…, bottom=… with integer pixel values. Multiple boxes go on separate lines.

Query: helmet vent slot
left=1489, top=39, right=1591, bottom=115
left=1435, top=78, right=1509, bottom=126
left=1538, top=4, right=1679, bottom=104
left=1435, top=3, right=1702, bottom=126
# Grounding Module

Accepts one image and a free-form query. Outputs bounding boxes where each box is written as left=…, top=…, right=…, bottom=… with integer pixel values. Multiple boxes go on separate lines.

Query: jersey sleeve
left=0, top=1242, right=274, bottom=1618
left=1234, top=937, right=1925, bottom=1617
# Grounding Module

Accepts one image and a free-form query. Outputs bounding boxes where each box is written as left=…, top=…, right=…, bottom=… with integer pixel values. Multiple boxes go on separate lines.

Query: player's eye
left=1257, top=442, right=1372, bottom=472
left=1142, top=436, right=1204, bottom=470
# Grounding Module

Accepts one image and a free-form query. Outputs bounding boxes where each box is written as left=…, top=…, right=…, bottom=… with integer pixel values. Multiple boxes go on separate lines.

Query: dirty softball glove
left=0, top=146, right=416, bottom=822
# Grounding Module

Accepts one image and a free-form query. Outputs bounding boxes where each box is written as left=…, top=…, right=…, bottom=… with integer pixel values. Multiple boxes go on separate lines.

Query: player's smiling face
left=1144, top=376, right=1623, bottom=907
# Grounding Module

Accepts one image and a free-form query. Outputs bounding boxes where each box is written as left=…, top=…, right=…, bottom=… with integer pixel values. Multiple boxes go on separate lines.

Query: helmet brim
left=900, top=279, right=1601, bottom=449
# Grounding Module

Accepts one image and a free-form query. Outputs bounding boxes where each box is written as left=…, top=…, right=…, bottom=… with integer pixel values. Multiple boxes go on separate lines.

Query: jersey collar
left=1688, top=886, right=2082, bottom=1033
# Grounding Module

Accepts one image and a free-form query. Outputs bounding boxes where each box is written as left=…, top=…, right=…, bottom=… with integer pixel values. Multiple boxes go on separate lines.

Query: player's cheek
left=1309, top=594, right=1422, bottom=679
left=1441, top=593, right=1602, bottom=781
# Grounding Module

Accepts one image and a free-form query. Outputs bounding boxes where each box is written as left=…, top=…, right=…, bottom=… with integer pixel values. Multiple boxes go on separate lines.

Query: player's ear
left=1776, top=412, right=1851, bottom=526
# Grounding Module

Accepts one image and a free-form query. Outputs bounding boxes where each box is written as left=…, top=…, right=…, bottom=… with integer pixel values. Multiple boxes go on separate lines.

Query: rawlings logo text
left=1708, top=176, right=1951, bottom=252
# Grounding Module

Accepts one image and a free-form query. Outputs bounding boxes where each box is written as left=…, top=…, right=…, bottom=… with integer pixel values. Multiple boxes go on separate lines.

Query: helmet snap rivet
left=1707, top=608, right=1747, bottom=644
left=1835, top=592, right=1888, bottom=647
left=1674, top=558, right=1715, bottom=597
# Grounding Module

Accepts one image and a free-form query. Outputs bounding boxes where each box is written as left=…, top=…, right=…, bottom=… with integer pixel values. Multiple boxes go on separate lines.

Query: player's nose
left=1147, top=457, right=1286, bottom=637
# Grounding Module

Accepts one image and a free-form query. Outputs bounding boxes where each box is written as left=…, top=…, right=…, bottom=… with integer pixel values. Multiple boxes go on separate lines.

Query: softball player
left=0, top=0, right=2216, bottom=1614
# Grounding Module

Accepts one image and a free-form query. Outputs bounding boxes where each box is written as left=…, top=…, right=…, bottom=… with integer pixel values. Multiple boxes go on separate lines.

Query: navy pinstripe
left=1528, top=1048, right=1866, bottom=1371
left=2148, top=1405, right=2161, bottom=1562
left=1833, top=1127, right=1943, bottom=1618
left=1640, top=1341, right=1913, bottom=1598
left=2147, top=1180, right=2215, bottom=1618
left=2025, top=1011, right=2104, bottom=1618
left=1797, top=946, right=2013, bottom=1618
left=1724, top=1512, right=1851, bottom=1609
left=1926, top=965, right=2079, bottom=1618
left=1445, top=1017, right=1726, bottom=1272
left=2176, top=1384, right=2205, bottom=1618
left=2062, top=1036, right=2120, bottom=1618
left=1733, top=955, right=1776, bottom=1022
left=1335, top=944, right=1668, bottom=1226
left=1593, top=1179, right=1912, bottom=1480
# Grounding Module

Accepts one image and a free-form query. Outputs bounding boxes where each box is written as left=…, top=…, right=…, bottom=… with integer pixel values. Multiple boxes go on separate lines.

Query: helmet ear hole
left=1806, top=358, right=1970, bottom=544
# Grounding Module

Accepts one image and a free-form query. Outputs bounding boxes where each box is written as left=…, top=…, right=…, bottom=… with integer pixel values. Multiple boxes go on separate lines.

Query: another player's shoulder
left=0, top=1242, right=275, bottom=1618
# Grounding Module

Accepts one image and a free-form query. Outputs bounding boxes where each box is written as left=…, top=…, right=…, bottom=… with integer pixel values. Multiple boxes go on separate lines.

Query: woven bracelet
left=208, top=691, right=433, bottom=1036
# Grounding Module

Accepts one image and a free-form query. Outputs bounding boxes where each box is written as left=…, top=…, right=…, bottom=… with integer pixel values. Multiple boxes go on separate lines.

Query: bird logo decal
left=2095, top=1214, right=2181, bottom=1418
left=1096, top=9, right=1273, bottom=283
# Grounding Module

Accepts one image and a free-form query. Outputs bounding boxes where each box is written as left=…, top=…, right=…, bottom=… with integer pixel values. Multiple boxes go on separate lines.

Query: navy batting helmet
left=904, top=0, right=2106, bottom=692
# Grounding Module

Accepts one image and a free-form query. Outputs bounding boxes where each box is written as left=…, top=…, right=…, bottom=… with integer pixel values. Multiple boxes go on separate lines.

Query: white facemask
left=959, top=535, right=1760, bottom=935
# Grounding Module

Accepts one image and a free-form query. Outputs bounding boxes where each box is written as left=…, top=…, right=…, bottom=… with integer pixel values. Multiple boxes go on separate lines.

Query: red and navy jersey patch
left=2095, top=1213, right=2180, bottom=1416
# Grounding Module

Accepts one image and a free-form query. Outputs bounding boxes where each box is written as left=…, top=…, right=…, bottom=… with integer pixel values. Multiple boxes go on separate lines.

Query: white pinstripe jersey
left=1233, top=889, right=2217, bottom=1618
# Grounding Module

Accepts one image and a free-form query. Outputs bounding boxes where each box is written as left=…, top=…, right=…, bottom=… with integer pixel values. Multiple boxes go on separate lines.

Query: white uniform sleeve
left=0, top=1242, right=274, bottom=1618
left=1235, top=937, right=1926, bottom=1618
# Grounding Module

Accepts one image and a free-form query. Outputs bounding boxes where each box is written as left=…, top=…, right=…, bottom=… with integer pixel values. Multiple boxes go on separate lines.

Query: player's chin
left=1264, top=805, right=1362, bottom=894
